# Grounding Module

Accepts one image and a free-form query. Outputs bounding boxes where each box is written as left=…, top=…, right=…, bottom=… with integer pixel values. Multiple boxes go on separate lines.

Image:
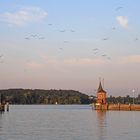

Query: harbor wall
left=94, top=103, right=140, bottom=111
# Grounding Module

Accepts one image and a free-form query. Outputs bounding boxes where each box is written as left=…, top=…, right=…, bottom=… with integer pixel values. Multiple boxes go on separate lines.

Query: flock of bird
left=22, top=6, right=139, bottom=63
left=92, top=48, right=111, bottom=60
left=0, top=6, right=138, bottom=65
left=24, top=23, right=76, bottom=52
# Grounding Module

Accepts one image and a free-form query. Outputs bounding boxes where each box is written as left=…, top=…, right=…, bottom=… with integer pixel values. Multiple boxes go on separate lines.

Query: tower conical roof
left=97, top=81, right=106, bottom=93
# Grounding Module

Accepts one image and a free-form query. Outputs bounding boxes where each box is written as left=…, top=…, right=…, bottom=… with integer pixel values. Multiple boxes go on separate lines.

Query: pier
left=0, top=92, right=9, bottom=112
left=94, top=103, right=140, bottom=111
left=0, top=103, right=9, bottom=112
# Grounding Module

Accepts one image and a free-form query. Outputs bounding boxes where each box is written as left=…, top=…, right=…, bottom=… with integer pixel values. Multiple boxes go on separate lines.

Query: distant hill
left=0, top=89, right=91, bottom=104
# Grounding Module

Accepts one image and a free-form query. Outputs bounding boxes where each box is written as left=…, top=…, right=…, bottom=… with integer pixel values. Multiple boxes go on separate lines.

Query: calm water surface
left=0, top=105, right=140, bottom=140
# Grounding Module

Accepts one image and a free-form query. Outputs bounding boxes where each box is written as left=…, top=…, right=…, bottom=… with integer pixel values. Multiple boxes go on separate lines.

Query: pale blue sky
left=0, top=0, right=140, bottom=96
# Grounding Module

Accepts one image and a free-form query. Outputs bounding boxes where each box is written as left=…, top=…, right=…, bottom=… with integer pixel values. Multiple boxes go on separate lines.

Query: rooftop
left=97, top=81, right=106, bottom=93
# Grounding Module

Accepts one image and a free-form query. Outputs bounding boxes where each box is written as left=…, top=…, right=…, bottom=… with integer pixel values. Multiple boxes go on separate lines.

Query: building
left=96, top=81, right=106, bottom=104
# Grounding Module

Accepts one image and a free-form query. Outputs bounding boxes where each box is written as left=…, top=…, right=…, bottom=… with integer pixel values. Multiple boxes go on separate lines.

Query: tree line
left=0, top=89, right=90, bottom=104
left=89, top=95, right=140, bottom=104
left=106, top=95, right=140, bottom=104
left=0, top=89, right=140, bottom=104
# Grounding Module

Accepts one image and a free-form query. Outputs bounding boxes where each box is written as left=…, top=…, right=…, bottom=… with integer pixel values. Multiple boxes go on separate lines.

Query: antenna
left=99, top=77, right=101, bottom=83
left=103, top=78, right=104, bottom=88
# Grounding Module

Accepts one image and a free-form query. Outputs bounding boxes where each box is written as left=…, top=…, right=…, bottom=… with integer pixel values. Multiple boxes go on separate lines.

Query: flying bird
left=102, top=54, right=107, bottom=57
left=48, top=23, right=52, bottom=26
left=135, top=38, right=139, bottom=41
left=93, top=48, right=98, bottom=51
left=59, top=48, right=63, bottom=50
left=115, top=7, right=123, bottom=11
left=0, top=55, right=4, bottom=63
left=102, top=37, right=109, bottom=41
left=64, top=41, right=69, bottom=43
left=70, top=30, right=75, bottom=32
left=0, top=54, right=3, bottom=58
left=112, top=27, right=116, bottom=30
left=25, top=37, right=30, bottom=40
left=59, top=30, right=66, bottom=32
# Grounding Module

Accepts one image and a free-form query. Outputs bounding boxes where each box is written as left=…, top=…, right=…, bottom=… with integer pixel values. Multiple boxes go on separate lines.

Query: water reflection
left=96, top=111, right=107, bottom=140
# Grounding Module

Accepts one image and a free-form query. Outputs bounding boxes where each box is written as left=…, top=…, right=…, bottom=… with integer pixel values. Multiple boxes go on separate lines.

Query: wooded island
left=0, top=89, right=140, bottom=105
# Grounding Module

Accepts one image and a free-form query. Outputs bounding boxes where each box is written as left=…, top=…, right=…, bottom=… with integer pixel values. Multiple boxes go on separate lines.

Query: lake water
left=0, top=105, right=140, bottom=140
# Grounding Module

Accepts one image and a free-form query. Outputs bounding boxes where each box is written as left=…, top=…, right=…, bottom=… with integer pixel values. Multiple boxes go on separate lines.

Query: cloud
left=25, top=55, right=110, bottom=71
left=41, top=55, right=109, bottom=67
left=116, top=16, right=128, bottom=28
left=120, top=55, right=140, bottom=64
left=1, top=6, right=48, bottom=26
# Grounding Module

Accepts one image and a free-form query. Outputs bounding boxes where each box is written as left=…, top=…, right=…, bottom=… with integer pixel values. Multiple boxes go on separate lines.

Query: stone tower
left=96, top=81, right=106, bottom=104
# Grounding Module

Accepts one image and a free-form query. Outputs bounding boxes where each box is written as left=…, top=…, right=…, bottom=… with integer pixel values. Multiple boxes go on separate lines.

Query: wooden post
left=6, top=102, right=9, bottom=112
left=1, top=104, right=5, bottom=112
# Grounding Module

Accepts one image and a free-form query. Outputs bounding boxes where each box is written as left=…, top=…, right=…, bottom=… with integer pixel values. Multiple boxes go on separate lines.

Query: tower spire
left=97, top=78, right=106, bottom=93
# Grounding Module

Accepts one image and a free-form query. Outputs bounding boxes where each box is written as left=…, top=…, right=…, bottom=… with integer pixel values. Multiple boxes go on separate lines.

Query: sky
left=0, top=0, right=140, bottom=96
